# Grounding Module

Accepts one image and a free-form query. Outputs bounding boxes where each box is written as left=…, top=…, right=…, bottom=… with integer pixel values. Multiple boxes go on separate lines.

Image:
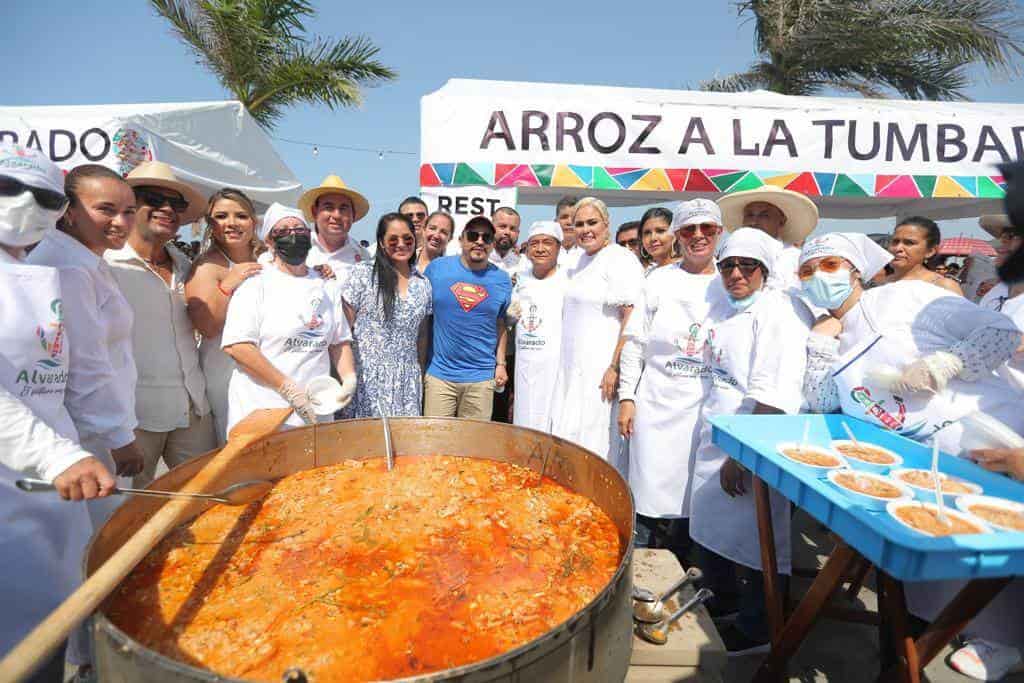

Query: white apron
left=0, top=263, right=92, bottom=657
left=550, top=244, right=643, bottom=473
left=223, top=268, right=350, bottom=433
left=512, top=269, right=567, bottom=432
left=689, top=290, right=810, bottom=574
left=831, top=283, right=1022, bottom=454
left=630, top=269, right=731, bottom=518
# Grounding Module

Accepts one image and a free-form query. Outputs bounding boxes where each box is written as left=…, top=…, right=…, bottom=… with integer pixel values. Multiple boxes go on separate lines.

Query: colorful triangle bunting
left=631, top=169, right=673, bottom=191
left=877, top=175, right=920, bottom=198
left=952, top=176, right=978, bottom=196
left=612, top=168, right=649, bottom=189
left=913, top=176, right=937, bottom=198
left=532, top=165, right=555, bottom=187
left=814, top=173, right=837, bottom=196
left=786, top=172, right=820, bottom=196
left=934, top=176, right=972, bottom=198
left=569, top=165, right=593, bottom=186
left=712, top=171, right=747, bottom=192
left=433, top=163, right=455, bottom=186
left=592, top=167, right=621, bottom=190
left=666, top=169, right=689, bottom=191
left=727, top=172, right=764, bottom=193
left=552, top=165, right=586, bottom=188
left=419, top=164, right=441, bottom=187
left=684, top=170, right=718, bottom=192
left=494, top=164, right=517, bottom=185
left=833, top=174, right=869, bottom=197
left=453, top=163, right=488, bottom=186
left=977, top=176, right=1005, bottom=199
left=497, top=165, right=539, bottom=187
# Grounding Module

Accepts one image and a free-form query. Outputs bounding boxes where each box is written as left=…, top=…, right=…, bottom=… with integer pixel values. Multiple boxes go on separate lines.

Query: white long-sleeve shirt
left=28, top=231, right=137, bottom=452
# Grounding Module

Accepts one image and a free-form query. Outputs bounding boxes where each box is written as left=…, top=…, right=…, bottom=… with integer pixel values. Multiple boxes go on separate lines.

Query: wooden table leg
left=876, top=576, right=1011, bottom=683
left=877, top=573, right=919, bottom=683
left=752, top=541, right=860, bottom=683
left=752, top=475, right=784, bottom=645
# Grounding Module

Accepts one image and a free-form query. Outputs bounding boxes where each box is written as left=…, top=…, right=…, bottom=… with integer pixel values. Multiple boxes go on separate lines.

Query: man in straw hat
left=298, top=174, right=371, bottom=286
left=105, top=161, right=216, bottom=487
left=717, top=184, right=820, bottom=291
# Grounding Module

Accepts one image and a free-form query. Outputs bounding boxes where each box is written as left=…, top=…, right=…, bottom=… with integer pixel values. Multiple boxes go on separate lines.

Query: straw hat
left=979, top=214, right=1013, bottom=238
left=298, top=174, right=370, bottom=223
left=125, top=161, right=206, bottom=224
left=717, top=185, right=819, bottom=246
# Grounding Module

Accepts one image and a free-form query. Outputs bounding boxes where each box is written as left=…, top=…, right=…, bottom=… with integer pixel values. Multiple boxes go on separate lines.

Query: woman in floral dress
left=342, top=213, right=432, bottom=417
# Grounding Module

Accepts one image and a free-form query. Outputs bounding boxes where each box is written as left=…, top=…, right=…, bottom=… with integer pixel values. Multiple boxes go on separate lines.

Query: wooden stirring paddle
left=0, top=407, right=291, bottom=683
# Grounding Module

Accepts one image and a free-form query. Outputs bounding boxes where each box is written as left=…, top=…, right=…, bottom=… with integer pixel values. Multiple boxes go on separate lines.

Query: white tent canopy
left=0, top=100, right=301, bottom=212
left=420, top=79, right=1022, bottom=219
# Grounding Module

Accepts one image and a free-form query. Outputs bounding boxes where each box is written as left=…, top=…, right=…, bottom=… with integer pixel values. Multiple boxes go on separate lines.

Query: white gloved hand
left=278, top=379, right=317, bottom=424
left=506, top=299, right=522, bottom=324
left=337, top=373, right=358, bottom=410
left=890, top=351, right=964, bottom=395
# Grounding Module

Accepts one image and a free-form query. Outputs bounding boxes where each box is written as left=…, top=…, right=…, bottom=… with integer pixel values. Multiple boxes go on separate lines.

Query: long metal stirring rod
left=377, top=398, right=395, bottom=471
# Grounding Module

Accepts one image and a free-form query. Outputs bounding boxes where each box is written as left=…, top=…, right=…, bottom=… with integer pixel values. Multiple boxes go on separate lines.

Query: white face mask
left=0, top=191, right=62, bottom=247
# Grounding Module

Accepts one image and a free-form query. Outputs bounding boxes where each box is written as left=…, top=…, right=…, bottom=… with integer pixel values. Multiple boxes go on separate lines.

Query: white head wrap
left=526, top=220, right=563, bottom=243
left=259, top=202, right=308, bottom=240
left=0, top=142, right=65, bottom=195
left=798, top=232, right=893, bottom=281
left=672, top=198, right=722, bottom=229
left=718, top=227, right=783, bottom=275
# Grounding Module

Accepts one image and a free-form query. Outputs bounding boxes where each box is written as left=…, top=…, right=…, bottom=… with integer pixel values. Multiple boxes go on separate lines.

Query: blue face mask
left=802, top=268, right=854, bottom=309
left=728, top=288, right=762, bottom=312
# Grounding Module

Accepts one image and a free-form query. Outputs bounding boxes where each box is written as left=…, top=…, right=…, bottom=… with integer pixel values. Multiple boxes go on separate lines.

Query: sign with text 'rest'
left=420, top=185, right=518, bottom=255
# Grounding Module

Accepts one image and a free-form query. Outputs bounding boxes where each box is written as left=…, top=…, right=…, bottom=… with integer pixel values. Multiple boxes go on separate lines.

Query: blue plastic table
left=709, top=413, right=1024, bottom=683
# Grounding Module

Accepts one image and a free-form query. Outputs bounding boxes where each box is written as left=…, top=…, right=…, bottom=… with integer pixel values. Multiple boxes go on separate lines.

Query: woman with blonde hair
left=185, top=188, right=264, bottom=444
left=549, top=197, right=644, bottom=472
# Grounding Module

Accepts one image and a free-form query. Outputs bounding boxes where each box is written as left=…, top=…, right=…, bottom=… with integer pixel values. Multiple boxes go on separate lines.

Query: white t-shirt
left=221, top=266, right=351, bottom=432
left=305, top=234, right=371, bottom=288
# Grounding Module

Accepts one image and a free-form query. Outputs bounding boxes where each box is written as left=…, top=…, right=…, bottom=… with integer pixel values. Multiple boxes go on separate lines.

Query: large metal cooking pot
left=86, top=418, right=635, bottom=682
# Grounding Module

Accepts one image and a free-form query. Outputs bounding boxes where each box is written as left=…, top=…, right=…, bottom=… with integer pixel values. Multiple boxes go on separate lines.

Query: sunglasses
left=136, top=189, right=189, bottom=214
left=402, top=211, right=427, bottom=219
left=797, top=256, right=847, bottom=281
left=677, top=223, right=721, bottom=238
left=619, top=238, right=639, bottom=249
left=464, top=229, right=494, bottom=245
left=270, top=227, right=310, bottom=239
left=0, top=177, right=68, bottom=212
left=386, top=234, right=415, bottom=247
left=717, top=258, right=762, bottom=276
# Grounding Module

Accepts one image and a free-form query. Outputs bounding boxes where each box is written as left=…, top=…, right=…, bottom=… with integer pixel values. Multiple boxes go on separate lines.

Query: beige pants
left=133, top=410, right=217, bottom=487
left=423, top=374, right=495, bottom=420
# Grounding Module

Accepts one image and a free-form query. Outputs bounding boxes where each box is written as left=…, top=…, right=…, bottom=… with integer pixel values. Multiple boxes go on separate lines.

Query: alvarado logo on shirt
left=15, top=298, right=68, bottom=397
left=450, top=282, right=489, bottom=312
left=284, top=293, right=327, bottom=352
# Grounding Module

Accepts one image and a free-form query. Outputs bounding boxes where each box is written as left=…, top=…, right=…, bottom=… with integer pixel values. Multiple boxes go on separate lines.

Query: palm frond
left=700, top=69, right=770, bottom=93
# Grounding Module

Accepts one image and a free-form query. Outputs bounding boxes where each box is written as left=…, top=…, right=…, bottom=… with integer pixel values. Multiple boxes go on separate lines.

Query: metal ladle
left=633, top=567, right=703, bottom=622
left=16, top=478, right=275, bottom=506
left=636, top=588, right=715, bottom=645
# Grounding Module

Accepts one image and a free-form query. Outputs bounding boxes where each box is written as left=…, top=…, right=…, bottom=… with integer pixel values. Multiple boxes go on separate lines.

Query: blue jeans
left=696, top=544, right=787, bottom=643
left=635, top=515, right=691, bottom=567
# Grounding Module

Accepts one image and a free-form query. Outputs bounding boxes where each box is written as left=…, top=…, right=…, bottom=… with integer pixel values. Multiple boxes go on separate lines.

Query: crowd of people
left=3, top=138, right=1024, bottom=680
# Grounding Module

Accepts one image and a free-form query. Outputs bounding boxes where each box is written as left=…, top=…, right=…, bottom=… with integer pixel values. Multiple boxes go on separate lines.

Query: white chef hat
left=718, top=227, right=783, bottom=274
left=0, top=142, right=65, bottom=196
left=259, top=202, right=308, bottom=240
left=526, top=220, right=563, bottom=243
left=672, top=198, right=722, bottom=230
left=799, top=232, right=893, bottom=281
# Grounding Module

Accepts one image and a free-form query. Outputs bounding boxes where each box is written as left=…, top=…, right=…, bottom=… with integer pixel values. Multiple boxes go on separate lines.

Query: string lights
left=272, top=135, right=416, bottom=160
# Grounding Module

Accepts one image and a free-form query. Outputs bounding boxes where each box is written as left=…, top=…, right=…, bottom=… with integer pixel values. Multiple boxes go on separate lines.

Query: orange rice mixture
left=968, top=504, right=1024, bottom=531
left=833, top=473, right=902, bottom=499
left=895, top=506, right=984, bottom=536
left=781, top=447, right=840, bottom=467
left=107, top=456, right=620, bottom=682
left=834, top=443, right=896, bottom=465
left=897, top=470, right=976, bottom=494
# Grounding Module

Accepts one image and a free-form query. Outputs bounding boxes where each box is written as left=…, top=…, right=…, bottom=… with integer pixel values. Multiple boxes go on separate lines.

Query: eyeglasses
left=716, top=258, right=762, bottom=276
left=797, top=256, right=847, bottom=281
left=0, top=177, right=68, bottom=212
left=386, top=235, right=415, bottom=247
left=464, top=229, right=494, bottom=245
left=402, top=211, right=427, bottom=220
left=270, top=227, right=310, bottom=239
left=618, top=238, right=639, bottom=249
left=136, top=189, right=189, bottom=214
left=677, top=223, right=721, bottom=238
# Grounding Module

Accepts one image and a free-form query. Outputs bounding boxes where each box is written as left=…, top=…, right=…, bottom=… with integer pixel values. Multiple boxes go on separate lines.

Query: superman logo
left=450, top=282, right=489, bottom=312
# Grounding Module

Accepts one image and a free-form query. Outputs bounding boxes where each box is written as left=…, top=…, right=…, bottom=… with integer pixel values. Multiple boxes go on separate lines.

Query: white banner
left=0, top=101, right=301, bottom=210
left=422, top=80, right=1024, bottom=178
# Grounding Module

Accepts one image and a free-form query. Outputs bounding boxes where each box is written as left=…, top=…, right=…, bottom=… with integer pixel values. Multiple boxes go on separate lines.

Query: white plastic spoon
left=931, top=438, right=950, bottom=527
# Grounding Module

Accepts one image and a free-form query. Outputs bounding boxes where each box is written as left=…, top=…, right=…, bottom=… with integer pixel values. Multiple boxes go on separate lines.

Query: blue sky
left=5, top=0, right=1023, bottom=243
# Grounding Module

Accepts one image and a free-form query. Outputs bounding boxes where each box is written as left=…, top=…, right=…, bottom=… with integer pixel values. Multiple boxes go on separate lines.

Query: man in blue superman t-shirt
left=423, top=215, right=512, bottom=419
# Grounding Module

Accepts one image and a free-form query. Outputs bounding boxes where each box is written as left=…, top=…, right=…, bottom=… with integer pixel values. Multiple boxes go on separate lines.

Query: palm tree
left=702, top=0, right=1024, bottom=100
left=150, top=0, right=396, bottom=128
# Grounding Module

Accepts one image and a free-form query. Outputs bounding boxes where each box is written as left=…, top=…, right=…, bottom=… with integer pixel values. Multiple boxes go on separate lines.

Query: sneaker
left=950, top=638, right=1022, bottom=681
left=719, top=622, right=770, bottom=657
